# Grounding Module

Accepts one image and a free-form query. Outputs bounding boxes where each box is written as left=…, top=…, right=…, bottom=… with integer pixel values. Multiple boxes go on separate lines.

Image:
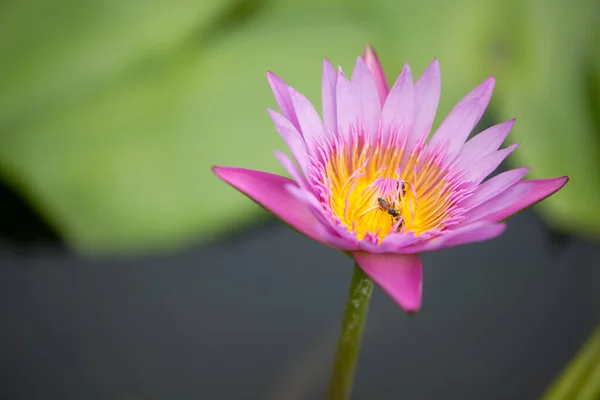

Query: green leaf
left=0, top=8, right=369, bottom=253
left=479, top=0, right=600, bottom=237
left=542, top=326, right=600, bottom=400
left=0, top=0, right=237, bottom=131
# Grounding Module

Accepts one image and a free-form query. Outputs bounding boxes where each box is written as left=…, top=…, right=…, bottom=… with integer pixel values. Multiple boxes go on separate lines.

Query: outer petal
left=290, top=88, right=327, bottom=150
left=336, top=68, right=360, bottom=138
left=462, top=144, right=519, bottom=184
left=380, top=64, right=415, bottom=142
left=285, top=184, right=360, bottom=251
left=266, top=72, right=300, bottom=132
left=403, top=222, right=507, bottom=253
left=322, top=58, right=338, bottom=134
left=408, top=59, right=441, bottom=153
left=362, top=46, right=389, bottom=105
left=460, top=167, right=530, bottom=210
left=268, top=109, right=309, bottom=176
left=358, top=231, right=420, bottom=254
left=427, top=77, right=495, bottom=163
left=478, top=177, right=569, bottom=223
left=212, top=166, right=326, bottom=244
left=351, top=56, right=382, bottom=135
left=462, top=182, right=534, bottom=224
left=453, top=119, right=515, bottom=171
left=274, top=151, right=310, bottom=191
left=353, top=252, right=423, bottom=312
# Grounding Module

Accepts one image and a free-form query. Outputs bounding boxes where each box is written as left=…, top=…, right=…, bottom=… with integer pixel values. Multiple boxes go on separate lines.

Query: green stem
left=327, top=263, right=374, bottom=400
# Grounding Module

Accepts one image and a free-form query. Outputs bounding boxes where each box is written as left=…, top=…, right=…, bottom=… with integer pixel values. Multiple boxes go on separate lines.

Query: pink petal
left=353, top=251, right=423, bottom=312
left=362, top=46, right=389, bottom=106
left=351, top=56, right=382, bottom=135
left=404, top=222, right=507, bottom=253
left=462, top=182, right=535, bottom=224
left=478, top=177, right=569, bottom=223
left=268, top=109, right=309, bottom=175
left=381, top=64, right=415, bottom=142
left=460, top=167, right=529, bottom=210
left=427, top=77, right=495, bottom=163
left=212, top=166, right=326, bottom=244
left=407, top=59, right=441, bottom=153
left=358, top=231, right=420, bottom=254
left=285, top=184, right=360, bottom=250
left=274, top=151, right=310, bottom=191
left=463, top=144, right=519, bottom=184
left=335, top=68, right=361, bottom=137
left=290, top=88, right=327, bottom=150
left=453, top=119, right=515, bottom=171
left=322, top=58, right=338, bottom=134
left=266, top=72, right=300, bottom=132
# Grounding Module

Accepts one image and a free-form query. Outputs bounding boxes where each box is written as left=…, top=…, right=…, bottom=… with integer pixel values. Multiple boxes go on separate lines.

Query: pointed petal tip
left=485, top=76, right=496, bottom=86
left=557, top=175, right=569, bottom=186
left=211, top=164, right=225, bottom=176
left=362, top=45, right=378, bottom=57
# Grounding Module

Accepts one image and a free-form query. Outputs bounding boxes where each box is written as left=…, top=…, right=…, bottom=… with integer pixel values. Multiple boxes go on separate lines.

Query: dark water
left=0, top=193, right=598, bottom=399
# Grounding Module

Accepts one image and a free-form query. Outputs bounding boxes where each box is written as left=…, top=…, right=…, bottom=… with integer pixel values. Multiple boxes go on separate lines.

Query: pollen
left=321, top=134, right=459, bottom=241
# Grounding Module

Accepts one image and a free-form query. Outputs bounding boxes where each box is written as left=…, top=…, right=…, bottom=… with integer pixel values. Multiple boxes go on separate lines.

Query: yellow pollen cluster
left=325, top=142, right=455, bottom=241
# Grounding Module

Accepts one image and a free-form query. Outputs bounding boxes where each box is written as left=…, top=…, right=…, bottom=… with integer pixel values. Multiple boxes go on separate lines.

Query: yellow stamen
left=326, top=142, right=456, bottom=241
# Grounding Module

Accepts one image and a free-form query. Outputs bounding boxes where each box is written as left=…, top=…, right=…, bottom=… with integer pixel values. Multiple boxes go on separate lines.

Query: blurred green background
left=0, top=0, right=598, bottom=254
left=1, top=0, right=599, bottom=397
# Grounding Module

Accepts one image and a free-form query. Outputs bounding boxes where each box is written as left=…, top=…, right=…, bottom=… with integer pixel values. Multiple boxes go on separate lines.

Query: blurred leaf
left=276, top=0, right=507, bottom=124
left=0, top=0, right=237, bottom=132
left=480, top=0, right=600, bottom=237
left=0, top=8, right=369, bottom=253
left=542, top=326, right=600, bottom=400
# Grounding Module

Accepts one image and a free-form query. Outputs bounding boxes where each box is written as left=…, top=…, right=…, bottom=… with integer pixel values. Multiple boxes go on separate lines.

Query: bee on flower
left=213, top=46, right=568, bottom=312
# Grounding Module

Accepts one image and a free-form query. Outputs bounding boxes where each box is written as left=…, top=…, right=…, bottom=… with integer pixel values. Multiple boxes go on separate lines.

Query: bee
left=377, top=198, right=400, bottom=218
left=378, top=197, right=403, bottom=229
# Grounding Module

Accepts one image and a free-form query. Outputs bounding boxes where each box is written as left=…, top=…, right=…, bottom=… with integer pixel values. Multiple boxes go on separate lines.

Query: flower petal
left=381, top=63, right=415, bottom=142
left=460, top=167, right=530, bottom=210
left=353, top=251, right=423, bottom=312
left=290, top=88, right=327, bottom=150
left=358, top=231, right=420, bottom=254
left=285, top=183, right=360, bottom=250
left=477, top=177, right=569, bottom=223
left=462, top=144, right=519, bottom=184
left=351, top=56, right=382, bottom=135
left=336, top=68, right=360, bottom=137
left=322, top=58, right=338, bottom=134
left=462, top=182, right=534, bottom=224
left=268, top=109, right=309, bottom=176
left=274, top=150, right=310, bottom=191
left=403, top=221, right=507, bottom=253
left=453, top=119, right=515, bottom=171
left=362, top=46, right=388, bottom=106
left=212, top=166, right=325, bottom=243
left=266, top=71, right=300, bottom=132
left=427, top=77, right=495, bottom=163
left=408, top=58, right=441, bottom=153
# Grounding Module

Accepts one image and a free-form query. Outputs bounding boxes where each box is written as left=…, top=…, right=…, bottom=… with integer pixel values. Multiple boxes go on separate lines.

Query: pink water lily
left=212, top=47, right=568, bottom=312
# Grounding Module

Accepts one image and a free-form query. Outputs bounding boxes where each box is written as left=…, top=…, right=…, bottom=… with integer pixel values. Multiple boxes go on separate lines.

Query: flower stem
left=327, top=263, right=374, bottom=400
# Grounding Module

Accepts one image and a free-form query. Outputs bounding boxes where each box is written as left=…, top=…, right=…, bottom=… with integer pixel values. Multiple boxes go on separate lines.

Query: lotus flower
left=212, top=47, right=568, bottom=312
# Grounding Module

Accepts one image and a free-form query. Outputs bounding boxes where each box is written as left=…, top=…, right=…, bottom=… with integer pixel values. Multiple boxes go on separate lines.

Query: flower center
left=321, top=136, right=459, bottom=241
